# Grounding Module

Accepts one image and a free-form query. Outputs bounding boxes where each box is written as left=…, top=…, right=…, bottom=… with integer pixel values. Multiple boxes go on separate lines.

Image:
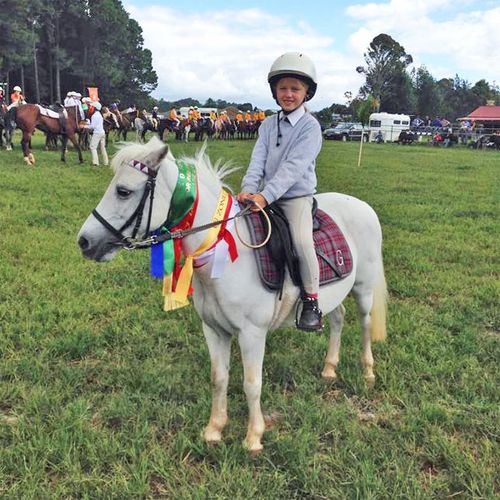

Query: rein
left=127, top=203, right=253, bottom=250
left=90, top=158, right=261, bottom=251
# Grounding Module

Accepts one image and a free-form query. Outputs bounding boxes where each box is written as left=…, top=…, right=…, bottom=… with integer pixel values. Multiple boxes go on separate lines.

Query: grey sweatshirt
left=241, top=105, right=323, bottom=204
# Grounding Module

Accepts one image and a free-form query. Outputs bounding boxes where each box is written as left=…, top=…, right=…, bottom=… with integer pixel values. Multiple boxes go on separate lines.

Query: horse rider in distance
left=7, top=86, right=26, bottom=110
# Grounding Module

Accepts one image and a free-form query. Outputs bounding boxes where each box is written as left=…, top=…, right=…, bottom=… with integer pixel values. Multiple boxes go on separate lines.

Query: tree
left=356, top=34, right=413, bottom=112
left=0, top=0, right=35, bottom=90
left=413, top=66, right=440, bottom=118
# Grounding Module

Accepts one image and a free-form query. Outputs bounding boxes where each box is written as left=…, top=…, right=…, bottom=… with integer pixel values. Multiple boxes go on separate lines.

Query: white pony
left=77, top=137, right=387, bottom=454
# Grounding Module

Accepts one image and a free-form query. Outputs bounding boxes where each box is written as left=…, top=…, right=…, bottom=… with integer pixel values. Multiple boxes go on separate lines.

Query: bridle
left=91, top=159, right=256, bottom=251
left=92, top=161, right=158, bottom=250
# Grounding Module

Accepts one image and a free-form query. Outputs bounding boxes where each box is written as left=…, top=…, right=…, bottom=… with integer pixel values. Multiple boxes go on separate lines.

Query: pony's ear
left=144, top=136, right=169, bottom=169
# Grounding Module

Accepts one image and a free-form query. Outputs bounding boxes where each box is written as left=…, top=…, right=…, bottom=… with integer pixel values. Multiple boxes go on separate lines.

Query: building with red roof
left=459, top=101, right=500, bottom=128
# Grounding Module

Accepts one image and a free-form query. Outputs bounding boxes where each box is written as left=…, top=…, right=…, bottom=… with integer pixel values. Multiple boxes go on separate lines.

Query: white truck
left=368, top=112, right=411, bottom=142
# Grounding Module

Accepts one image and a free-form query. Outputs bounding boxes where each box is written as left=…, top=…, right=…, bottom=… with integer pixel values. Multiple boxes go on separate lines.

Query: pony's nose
left=78, top=235, right=90, bottom=251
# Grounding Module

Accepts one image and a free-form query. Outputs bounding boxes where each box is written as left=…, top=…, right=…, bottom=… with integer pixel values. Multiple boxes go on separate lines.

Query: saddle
left=37, top=104, right=60, bottom=120
left=244, top=200, right=353, bottom=295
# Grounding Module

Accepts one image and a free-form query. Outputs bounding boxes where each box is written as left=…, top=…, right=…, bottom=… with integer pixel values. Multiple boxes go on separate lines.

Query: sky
left=125, top=0, right=500, bottom=111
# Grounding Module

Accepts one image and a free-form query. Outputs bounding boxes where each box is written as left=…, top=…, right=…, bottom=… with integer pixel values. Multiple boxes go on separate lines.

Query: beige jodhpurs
left=90, top=132, right=109, bottom=166
left=276, top=196, right=318, bottom=295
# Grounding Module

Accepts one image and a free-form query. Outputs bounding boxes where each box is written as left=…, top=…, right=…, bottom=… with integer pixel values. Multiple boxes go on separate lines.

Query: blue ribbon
left=150, top=230, right=165, bottom=278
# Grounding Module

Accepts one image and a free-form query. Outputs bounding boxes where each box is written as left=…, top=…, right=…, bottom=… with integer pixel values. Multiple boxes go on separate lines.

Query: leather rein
left=92, top=164, right=252, bottom=250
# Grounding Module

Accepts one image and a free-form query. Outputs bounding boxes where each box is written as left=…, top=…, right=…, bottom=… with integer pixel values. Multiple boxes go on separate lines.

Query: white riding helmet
left=153, top=106, right=158, bottom=110
left=13, top=86, right=22, bottom=92
left=92, top=101, right=102, bottom=111
left=267, top=52, right=317, bottom=101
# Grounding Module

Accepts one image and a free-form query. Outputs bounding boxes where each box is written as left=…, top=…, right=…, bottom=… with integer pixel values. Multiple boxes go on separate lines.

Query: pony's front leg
left=322, top=304, right=345, bottom=380
left=21, top=131, right=33, bottom=165
left=202, top=323, right=231, bottom=444
left=238, top=328, right=266, bottom=454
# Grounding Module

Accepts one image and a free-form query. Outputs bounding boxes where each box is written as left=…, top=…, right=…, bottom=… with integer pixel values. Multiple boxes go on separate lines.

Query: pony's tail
left=370, top=261, right=387, bottom=342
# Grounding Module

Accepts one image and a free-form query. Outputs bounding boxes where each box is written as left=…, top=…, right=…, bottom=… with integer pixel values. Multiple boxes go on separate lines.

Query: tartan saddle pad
left=245, top=205, right=353, bottom=291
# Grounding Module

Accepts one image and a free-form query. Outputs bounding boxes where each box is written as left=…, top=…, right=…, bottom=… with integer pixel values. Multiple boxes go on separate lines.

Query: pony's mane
left=180, top=142, right=240, bottom=194
left=111, top=138, right=240, bottom=194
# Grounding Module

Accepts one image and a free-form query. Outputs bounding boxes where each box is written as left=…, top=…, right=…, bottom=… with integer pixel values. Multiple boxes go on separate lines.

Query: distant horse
left=174, top=118, right=192, bottom=142
left=134, top=110, right=156, bottom=142
left=236, top=120, right=247, bottom=139
left=101, top=107, right=118, bottom=146
left=11, top=104, right=83, bottom=165
left=396, top=130, right=416, bottom=145
left=194, top=118, right=214, bottom=141
left=216, top=118, right=236, bottom=140
left=77, top=137, right=387, bottom=454
left=488, top=134, right=500, bottom=150
left=237, top=120, right=260, bottom=140
left=111, top=109, right=136, bottom=141
left=1, top=104, right=15, bottom=150
left=157, top=118, right=178, bottom=141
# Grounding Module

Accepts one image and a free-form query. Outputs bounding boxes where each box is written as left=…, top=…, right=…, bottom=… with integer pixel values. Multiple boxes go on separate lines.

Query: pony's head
left=77, top=137, right=176, bottom=261
left=78, top=136, right=239, bottom=262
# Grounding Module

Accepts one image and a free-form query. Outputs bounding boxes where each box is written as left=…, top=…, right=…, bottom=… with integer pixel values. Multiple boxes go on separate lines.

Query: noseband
left=92, top=160, right=158, bottom=249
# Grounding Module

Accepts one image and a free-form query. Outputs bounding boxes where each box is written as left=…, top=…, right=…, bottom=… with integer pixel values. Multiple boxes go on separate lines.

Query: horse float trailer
left=368, top=112, right=411, bottom=142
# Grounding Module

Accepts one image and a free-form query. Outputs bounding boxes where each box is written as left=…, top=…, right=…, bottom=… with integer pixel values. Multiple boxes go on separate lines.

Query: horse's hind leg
left=68, top=134, right=83, bottom=163
left=353, top=287, right=376, bottom=385
left=202, top=323, right=231, bottom=444
left=322, top=304, right=345, bottom=381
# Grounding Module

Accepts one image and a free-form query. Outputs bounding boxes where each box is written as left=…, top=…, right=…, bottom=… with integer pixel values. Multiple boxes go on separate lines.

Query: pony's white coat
left=78, top=137, right=387, bottom=453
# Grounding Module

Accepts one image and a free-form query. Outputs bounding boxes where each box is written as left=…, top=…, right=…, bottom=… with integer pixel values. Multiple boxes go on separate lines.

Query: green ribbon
left=162, top=160, right=197, bottom=274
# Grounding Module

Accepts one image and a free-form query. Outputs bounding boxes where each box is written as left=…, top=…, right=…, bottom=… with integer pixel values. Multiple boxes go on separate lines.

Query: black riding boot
left=297, top=297, right=323, bottom=332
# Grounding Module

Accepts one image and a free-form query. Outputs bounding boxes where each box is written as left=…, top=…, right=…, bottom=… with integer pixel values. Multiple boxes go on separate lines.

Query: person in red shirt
left=8, top=86, right=25, bottom=110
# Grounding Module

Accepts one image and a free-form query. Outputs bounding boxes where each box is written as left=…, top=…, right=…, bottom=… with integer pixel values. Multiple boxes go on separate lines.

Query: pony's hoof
left=203, top=427, right=222, bottom=444
left=321, top=367, right=337, bottom=381
left=24, top=157, right=32, bottom=166
left=28, top=153, right=35, bottom=164
left=364, top=374, right=376, bottom=388
left=244, top=437, right=263, bottom=456
left=245, top=442, right=263, bottom=458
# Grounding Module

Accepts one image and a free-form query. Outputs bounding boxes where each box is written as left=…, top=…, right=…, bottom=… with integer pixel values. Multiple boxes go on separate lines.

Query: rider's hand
left=236, top=192, right=268, bottom=212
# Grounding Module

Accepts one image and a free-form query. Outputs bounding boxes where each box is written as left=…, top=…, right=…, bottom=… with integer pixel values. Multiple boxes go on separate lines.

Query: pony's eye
left=116, top=186, right=132, bottom=198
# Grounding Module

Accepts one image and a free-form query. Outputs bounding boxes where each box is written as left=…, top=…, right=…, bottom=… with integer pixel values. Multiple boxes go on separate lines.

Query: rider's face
left=275, top=77, right=308, bottom=113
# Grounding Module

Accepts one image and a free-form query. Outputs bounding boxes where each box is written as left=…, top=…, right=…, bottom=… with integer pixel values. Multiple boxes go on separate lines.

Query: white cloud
left=125, top=4, right=363, bottom=110
left=125, top=1, right=500, bottom=111
left=346, top=0, right=500, bottom=84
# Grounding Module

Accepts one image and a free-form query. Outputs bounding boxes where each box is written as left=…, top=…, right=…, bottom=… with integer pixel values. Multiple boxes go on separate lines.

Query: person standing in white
left=85, top=102, right=109, bottom=166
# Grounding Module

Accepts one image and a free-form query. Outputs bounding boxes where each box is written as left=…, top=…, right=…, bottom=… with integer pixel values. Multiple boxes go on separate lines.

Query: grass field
left=0, top=131, right=498, bottom=498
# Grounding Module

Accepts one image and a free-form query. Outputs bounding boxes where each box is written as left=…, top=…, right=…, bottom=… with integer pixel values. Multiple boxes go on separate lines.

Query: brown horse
left=12, top=104, right=83, bottom=165
left=111, top=109, right=136, bottom=141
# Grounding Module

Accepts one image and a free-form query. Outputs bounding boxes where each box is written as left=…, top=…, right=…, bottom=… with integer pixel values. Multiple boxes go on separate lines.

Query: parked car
left=323, top=122, right=368, bottom=141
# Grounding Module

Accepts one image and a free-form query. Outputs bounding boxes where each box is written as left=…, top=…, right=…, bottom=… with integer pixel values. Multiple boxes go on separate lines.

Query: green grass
left=0, top=131, right=498, bottom=498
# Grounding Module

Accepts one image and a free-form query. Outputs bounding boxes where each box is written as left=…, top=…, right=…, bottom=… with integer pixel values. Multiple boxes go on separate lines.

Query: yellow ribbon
left=163, top=190, right=230, bottom=311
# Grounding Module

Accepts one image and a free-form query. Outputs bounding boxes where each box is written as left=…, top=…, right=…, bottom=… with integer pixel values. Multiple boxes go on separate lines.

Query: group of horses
left=0, top=102, right=264, bottom=164
left=142, top=114, right=261, bottom=143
